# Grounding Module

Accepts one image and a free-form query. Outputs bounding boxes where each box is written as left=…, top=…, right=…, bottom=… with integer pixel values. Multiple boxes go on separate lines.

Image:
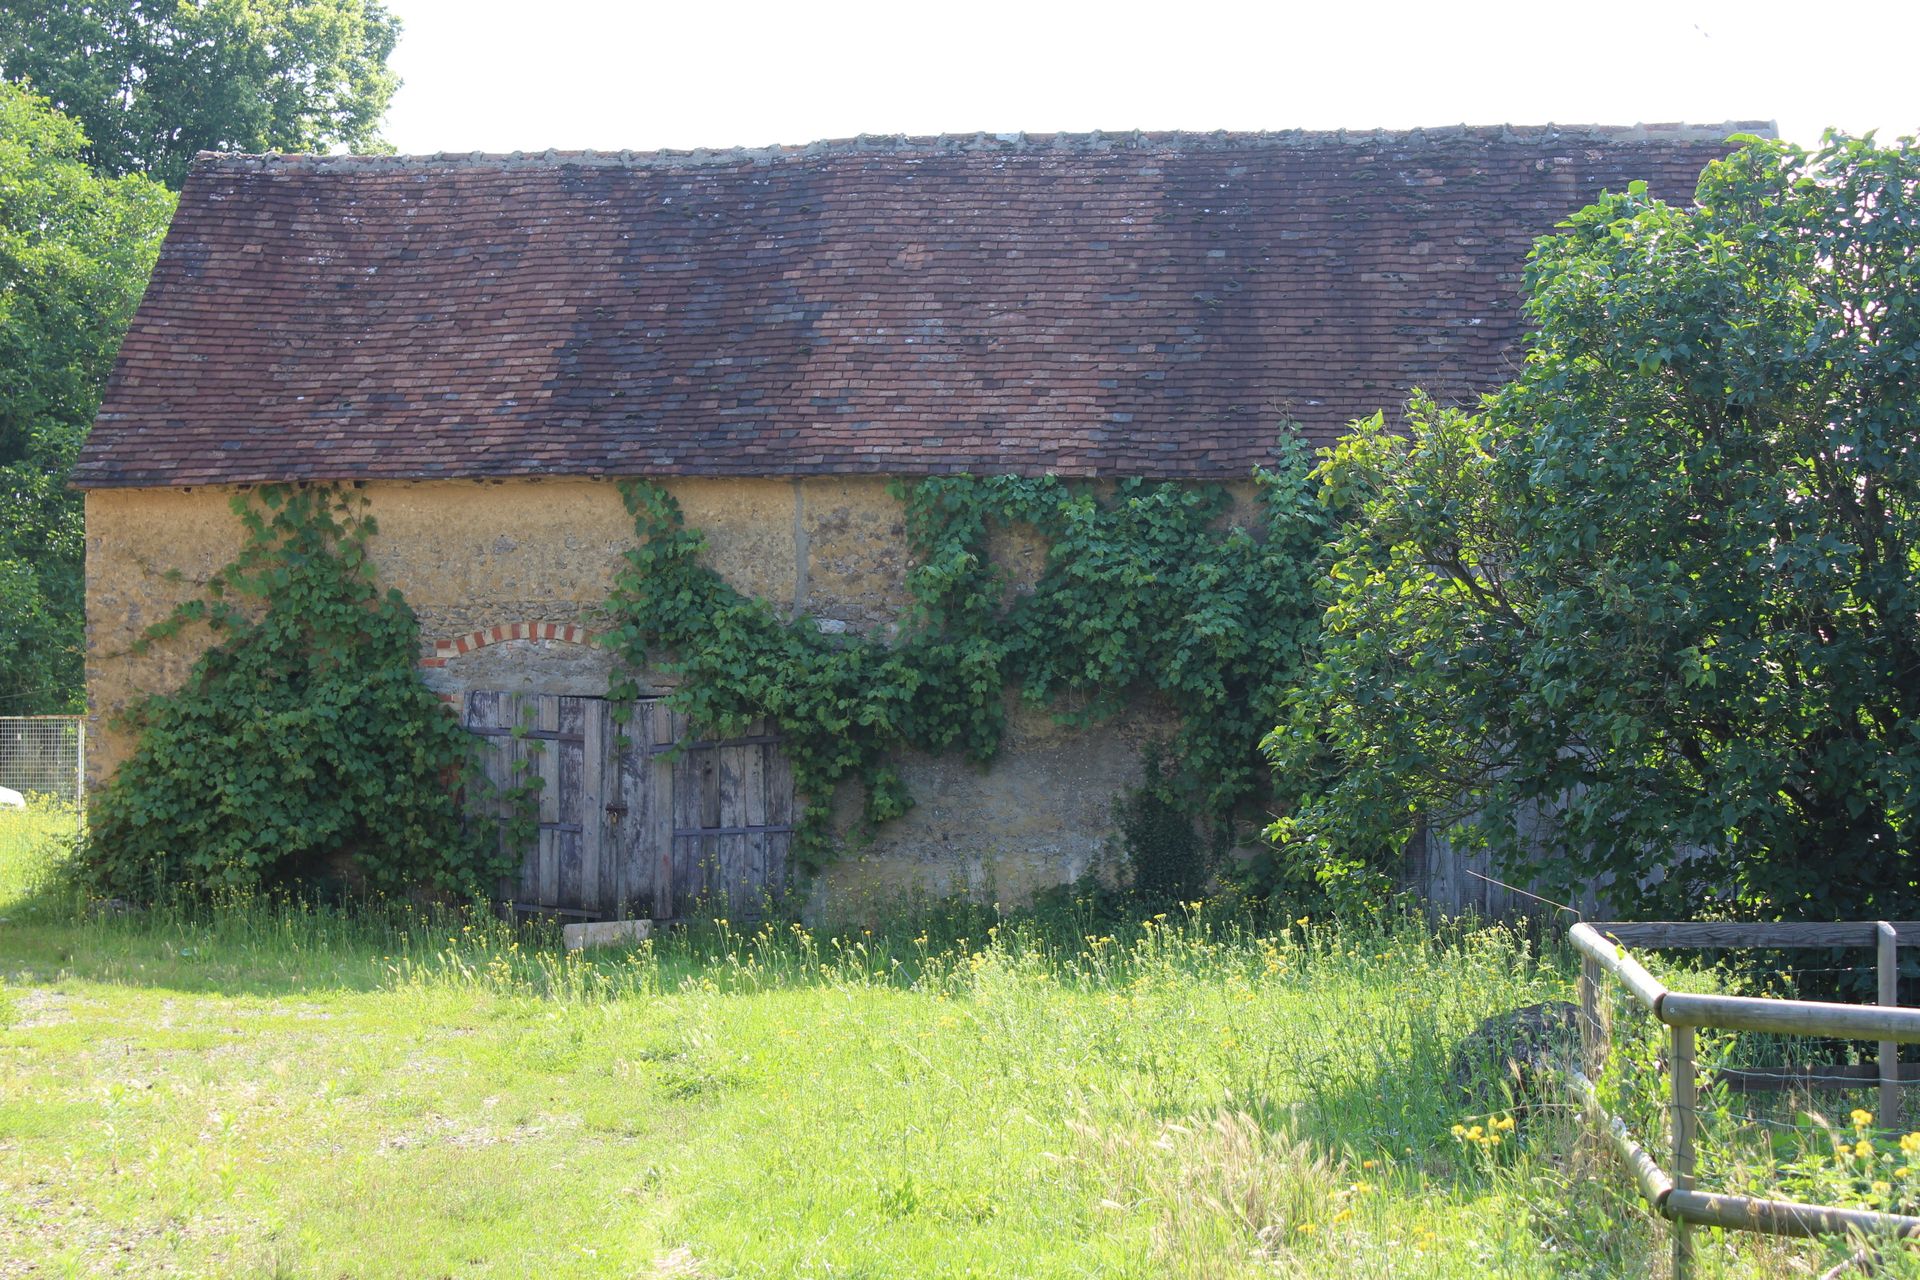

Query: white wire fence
left=0, top=715, right=85, bottom=869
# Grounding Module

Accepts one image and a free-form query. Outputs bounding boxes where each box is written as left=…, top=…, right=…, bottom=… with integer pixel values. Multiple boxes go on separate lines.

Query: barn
left=73, top=125, right=1753, bottom=919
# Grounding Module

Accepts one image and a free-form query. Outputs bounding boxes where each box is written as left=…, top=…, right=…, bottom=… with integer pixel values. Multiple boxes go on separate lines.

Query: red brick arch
left=418, top=620, right=597, bottom=669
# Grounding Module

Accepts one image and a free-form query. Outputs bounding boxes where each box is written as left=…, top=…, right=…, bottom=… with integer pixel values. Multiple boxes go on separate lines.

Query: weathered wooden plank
left=766, top=834, right=789, bottom=911
left=1569, top=923, right=1669, bottom=1012
left=1595, top=922, right=1899, bottom=950
left=462, top=690, right=515, bottom=898
left=537, top=696, right=563, bottom=823
left=555, top=827, right=583, bottom=913
left=701, top=835, right=722, bottom=917
left=717, top=745, right=745, bottom=917
left=1663, top=991, right=1920, bottom=1043
left=718, top=833, right=746, bottom=918
left=1666, top=1187, right=1920, bottom=1240
left=604, top=703, right=625, bottom=916
left=462, top=691, right=495, bottom=825
left=503, top=694, right=539, bottom=904
left=701, top=746, right=723, bottom=828
left=610, top=701, right=639, bottom=916
left=563, top=918, right=652, bottom=951
left=645, top=733, right=781, bottom=755
left=608, top=700, right=630, bottom=916
left=694, top=745, right=721, bottom=914
left=1568, top=1068, right=1674, bottom=1213
left=672, top=740, right=703, bottom=919
left=535, top=696, right=561, bottom=906
left=764, top=733, right=793, bottom=907
left=462, top=727, right=584, bottom=742
left=743, top=744, right=768, bottom=918
left=649, top=700, right=675, bottom=919
left=1671, top=1023, right=1697, bottom=1272
left=556, top=698, right=586, bottom=910
left=464, top=689, right=500, bottom=733
left=1882, top=922, right=1901, bottom=1130
left=570, top=698, right=609, bottom=915
left=536, top=828, right=557, bottom=910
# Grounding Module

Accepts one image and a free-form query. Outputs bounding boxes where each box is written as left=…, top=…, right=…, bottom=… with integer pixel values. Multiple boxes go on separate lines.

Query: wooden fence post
left=1580, top=955, right=1605, bottom=1075
left=1881, top=921, right=1900, bottom=1132
left=1671, top=1023, right=1697, bottom=1279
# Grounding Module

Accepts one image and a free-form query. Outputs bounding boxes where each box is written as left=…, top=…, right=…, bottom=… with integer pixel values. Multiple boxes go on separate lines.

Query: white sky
left=380, top=0, right=1918, bottom=156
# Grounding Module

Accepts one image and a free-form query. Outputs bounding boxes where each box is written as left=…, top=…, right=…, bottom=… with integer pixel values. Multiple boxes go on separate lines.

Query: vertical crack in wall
left=791, top=478, right=809, bottom=619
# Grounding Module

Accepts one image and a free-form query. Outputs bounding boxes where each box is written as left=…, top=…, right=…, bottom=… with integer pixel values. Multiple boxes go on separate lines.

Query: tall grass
left=0, top=836, right=1866, bottom=1277
left=0, top=791, right=79, bottom=905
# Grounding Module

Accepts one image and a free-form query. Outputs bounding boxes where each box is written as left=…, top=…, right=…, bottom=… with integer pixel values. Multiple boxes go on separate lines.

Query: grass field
left=0, top=807, right=1863, bottom=1277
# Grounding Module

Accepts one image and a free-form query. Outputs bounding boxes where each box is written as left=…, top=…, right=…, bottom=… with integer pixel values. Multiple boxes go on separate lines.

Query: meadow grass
left=0, top=812, right=1860, bottom=1277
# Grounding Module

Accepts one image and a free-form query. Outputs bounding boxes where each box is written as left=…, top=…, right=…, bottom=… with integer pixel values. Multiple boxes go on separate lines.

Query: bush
left=1116, top=739, right=1209, bottom=905
left=1272, top=133, right=1920, bottom=919
left=86, top=486, right=512, bottom=899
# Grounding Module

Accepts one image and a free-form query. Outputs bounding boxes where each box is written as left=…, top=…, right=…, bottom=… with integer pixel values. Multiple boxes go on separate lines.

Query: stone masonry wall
left=84, top=476, right=1192, bottom=912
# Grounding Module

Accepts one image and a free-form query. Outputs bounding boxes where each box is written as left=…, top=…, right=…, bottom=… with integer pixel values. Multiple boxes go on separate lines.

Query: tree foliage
left=0, top=83, right=172, bottom=711
left=87, top=486, right=514, bottom=899
left=607, top=451, right=1326, bottom=870
left=1270, top=134, right=1920, bottom=920
left=0, top=0, right=401, bottom=187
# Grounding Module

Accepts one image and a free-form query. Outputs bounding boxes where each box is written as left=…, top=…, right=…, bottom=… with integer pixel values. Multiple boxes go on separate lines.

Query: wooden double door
left=464, top=692, right=793, bottom=921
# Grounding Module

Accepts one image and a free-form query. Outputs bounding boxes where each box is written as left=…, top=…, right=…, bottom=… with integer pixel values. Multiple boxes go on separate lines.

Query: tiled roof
left=75, top=125, right=1763, bottom=488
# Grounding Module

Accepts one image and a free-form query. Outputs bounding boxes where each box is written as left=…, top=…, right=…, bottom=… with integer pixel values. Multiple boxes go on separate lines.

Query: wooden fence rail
left=1572, top=921, right=1920, bottom=1277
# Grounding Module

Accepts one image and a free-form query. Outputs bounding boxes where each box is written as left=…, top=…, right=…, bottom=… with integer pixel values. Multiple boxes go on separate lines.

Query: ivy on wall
left=88, top=485, right=523, bottom=898
left=87, top=450, right=1330, bottom=897
left=605, top=439, right=1330, bottom=870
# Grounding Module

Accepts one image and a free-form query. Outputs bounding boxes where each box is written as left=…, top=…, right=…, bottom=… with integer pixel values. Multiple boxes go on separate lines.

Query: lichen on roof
left=77, top=124, right=1760, bottom=489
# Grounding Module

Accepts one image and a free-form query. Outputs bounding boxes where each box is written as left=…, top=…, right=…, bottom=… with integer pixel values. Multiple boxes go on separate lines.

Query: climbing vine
left=605, top=438, right=1330, bottom=870
left=87, top=485, right=521, bottom=899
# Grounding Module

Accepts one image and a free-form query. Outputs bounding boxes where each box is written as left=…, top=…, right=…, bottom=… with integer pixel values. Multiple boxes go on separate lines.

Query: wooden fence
left=1573, top=921, right=1920, bottom=1277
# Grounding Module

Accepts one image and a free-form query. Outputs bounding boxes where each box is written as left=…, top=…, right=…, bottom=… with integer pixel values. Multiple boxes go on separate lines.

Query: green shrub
left=1272, top=133, right=1920, bottom=919
left=86, top=485, right=513, bottom=899
left=1114, top=739, right=1208, bottom=905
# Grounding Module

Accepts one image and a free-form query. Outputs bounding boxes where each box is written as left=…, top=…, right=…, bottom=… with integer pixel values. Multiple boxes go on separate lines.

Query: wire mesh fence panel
left=0, top=716, right=83, bottom=803
left=0, top=715, right=85, bottom=878
left=1575, top=923, right=1920, bottom=1277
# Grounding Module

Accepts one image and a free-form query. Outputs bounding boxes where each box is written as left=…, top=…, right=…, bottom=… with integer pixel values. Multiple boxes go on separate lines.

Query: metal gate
left=463, top=693, right=793, bottom=921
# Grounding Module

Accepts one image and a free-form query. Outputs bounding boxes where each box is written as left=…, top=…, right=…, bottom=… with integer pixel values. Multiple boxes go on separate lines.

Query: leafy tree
left=1269, top=134, right=1920, bottom=921
left=0, top=83, right=173, bottom=711
left=0, top=0, right=401, bottom=188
